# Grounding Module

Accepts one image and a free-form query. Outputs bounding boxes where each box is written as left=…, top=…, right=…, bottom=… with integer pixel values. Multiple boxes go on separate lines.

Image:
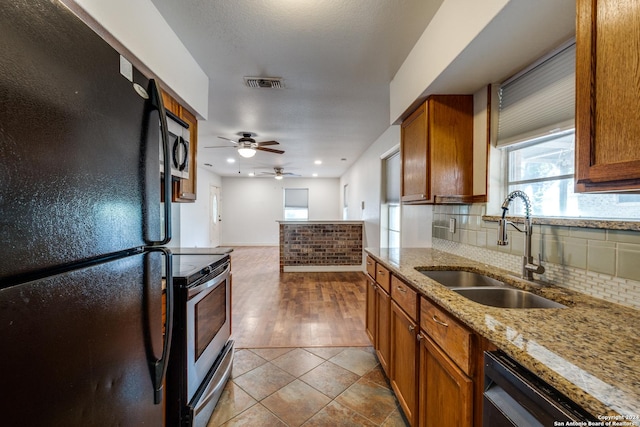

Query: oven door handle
left=188, top=264, right=230, bottom=298
left=193, top=342, right=234, bottom=418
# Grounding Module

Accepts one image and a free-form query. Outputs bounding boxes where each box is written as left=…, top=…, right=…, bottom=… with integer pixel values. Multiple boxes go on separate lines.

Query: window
left=284, top=188, right=308, bottom=220
left=499, top=43, right=640, bottom=219
left=343, top=184, right=348, bottom=220
left=382, top=152, right=400, bottom=248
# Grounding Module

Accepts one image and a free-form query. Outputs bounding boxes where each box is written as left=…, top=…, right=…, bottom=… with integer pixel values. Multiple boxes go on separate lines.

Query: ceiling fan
left=205, top=133, right=284, bottom=158
left=260, top=167, right=299, bottom=180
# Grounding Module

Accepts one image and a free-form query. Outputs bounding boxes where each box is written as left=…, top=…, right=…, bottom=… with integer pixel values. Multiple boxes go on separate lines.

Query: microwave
left=160, top=111, right=190, bottom=180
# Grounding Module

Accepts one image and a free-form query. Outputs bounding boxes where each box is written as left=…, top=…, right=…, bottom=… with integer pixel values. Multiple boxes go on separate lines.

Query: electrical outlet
left=449, top=218, right=456, bottom=233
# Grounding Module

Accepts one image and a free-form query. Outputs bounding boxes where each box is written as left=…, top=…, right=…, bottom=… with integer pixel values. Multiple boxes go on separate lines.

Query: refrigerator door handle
left=148, top=79, right=172, bottom=245
left=147, top=248, right=173, bottom=405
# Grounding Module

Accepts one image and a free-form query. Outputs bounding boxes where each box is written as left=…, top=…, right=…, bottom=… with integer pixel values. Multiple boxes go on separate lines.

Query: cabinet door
left=365, top=278, right=377, bottom=346
left=428, top=95, right=473, bottom=201
left=365, top=255, right=376, bottom=279
left=419, top=334, right=473, bottom=427
left=390, top=301, right=418, bottom=426
left=401, top=102, right=429, bottom=203
left=173, top=107, right=197, bottom=202
left=575, top=0, right=640, bottom=192
left=376, top=287, right=391, bottom=376
left=161, top=91, right=182, bottom=116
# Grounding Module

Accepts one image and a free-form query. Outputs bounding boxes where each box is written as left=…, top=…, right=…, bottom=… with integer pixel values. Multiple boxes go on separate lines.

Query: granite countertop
left=365, top=247, right=640, bottom=421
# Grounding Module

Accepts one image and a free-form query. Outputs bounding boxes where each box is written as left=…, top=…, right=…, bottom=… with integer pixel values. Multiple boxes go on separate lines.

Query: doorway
left=209, top=185, right=221, bottom=247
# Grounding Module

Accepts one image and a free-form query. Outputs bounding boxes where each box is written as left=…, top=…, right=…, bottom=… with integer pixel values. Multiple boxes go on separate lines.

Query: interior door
left=210, top=185, right=221, bottom=247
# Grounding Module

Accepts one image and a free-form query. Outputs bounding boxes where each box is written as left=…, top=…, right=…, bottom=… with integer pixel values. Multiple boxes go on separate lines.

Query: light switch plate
left=449, top=218, right=456, bottom=233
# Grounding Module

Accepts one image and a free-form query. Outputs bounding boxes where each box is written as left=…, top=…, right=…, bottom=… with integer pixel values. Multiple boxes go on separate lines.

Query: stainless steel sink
left=453, top=288, right=566, bottom=309
left=418, top=269, right=508, bottom=288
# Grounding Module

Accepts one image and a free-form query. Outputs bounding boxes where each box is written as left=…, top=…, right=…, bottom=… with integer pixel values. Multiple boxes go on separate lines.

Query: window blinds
left=497, top=42, right=575, bottom=147
left=284, top=188, right=308, bottom=208
left=385, top=152, right=401, bottom=203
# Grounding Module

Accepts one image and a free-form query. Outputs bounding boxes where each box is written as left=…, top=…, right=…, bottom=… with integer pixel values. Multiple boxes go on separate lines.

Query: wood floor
left=229, top=247, right=370, bottom=348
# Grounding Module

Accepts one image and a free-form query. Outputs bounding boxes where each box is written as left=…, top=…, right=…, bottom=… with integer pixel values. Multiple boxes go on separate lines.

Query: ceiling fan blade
left=218, top=136, right=239, bottom=144
left=256, top=140, right=279, bottom=146
left=256, top=146, right=285, bottom=154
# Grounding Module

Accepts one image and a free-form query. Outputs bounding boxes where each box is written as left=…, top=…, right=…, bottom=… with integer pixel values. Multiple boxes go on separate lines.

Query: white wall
left=389, top=0, right=575, bottom=124
left=341, top=126, right=399, bottom=248
left=71, top=0, right=209, bottom=118
left=219, top=177, right=341, bottom=246
left=390, top=0, right=510, bottom=122
left=341, top=125, right=435, bottom=249
left=168, top=167, right=221, bottom=247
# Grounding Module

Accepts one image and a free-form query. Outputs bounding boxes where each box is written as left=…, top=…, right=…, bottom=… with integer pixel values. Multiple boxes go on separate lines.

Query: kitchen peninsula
left=278, top=220, right=363, bottom=272
left=365, top=247, right=640, bottom=421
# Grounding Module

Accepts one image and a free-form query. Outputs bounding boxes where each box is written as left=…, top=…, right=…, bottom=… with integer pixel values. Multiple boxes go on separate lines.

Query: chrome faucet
left=497, top=191, right=545, bottom=280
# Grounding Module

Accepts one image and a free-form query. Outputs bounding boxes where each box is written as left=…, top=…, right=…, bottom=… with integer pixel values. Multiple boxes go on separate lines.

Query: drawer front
left=376, top=264, right=391, bottom=293
left=391, top=276, right=417, bottom=321
left=420, top=297, right=473, bottom=375
left=366, top=255, right=376, bottom=279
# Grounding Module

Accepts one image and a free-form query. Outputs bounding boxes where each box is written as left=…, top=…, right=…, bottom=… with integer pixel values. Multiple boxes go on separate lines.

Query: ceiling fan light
left=274, top=174, right=283, bottom=180
left=238, top=147, right=256, bottom=158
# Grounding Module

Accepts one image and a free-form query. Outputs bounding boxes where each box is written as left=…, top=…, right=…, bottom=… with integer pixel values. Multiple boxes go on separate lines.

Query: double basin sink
left=417, top=270, right=566, bottom=309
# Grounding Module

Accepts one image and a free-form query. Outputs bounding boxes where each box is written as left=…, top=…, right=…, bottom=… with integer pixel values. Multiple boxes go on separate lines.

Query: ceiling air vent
left=244, top=77, right=284, bottom=89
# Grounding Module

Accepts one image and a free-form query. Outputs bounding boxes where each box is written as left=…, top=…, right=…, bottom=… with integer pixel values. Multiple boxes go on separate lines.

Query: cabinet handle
left=396, top=286, right=407, bottom=293
left=409, top=325, right=415, bottom=332
left=432, top=315, right=448, bottom=327
left=377, top=270, right=385, bottom=276
left=416, top=334, right=423, bottom=342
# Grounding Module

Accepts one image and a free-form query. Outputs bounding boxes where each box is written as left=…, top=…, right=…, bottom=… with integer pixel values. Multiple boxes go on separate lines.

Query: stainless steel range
left=166, top=253, right=233, bottom=427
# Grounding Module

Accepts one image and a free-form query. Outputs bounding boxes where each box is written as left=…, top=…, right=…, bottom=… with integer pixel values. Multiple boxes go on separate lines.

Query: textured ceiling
left=149, top=0, right=444, bottom=178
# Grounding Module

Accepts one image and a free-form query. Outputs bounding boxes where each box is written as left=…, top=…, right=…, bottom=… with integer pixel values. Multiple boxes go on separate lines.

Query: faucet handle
left=534, top=253, right=545, bottom=274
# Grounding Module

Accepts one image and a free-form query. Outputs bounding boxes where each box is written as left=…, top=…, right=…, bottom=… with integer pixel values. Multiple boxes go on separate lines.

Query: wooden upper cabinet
left=401, top=102, right=429, bottom=203
left=575, top=0, right=640, bottom=192
left=160, top=90, right=198, bottom=202
left=401, top=95, right=474, bottom=204
left=175, top=107, right=197, bottom=202
left=161, top=91, right=182, bottom=116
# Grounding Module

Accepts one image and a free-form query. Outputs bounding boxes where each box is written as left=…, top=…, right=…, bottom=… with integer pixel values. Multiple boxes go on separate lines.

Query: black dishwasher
left=483, top=351, right=597, bottom=426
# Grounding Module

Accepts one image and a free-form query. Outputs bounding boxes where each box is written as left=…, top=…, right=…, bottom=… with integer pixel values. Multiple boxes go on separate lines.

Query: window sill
left=482, top=215, right=640, bottom=232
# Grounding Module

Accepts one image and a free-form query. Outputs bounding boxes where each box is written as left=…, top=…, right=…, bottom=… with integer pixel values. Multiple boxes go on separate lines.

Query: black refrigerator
left=0, top=1, right=175, bottom=425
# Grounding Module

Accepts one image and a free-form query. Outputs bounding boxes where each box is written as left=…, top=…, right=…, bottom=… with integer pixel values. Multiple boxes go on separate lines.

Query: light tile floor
left=207, top=346, right=410, bottom=427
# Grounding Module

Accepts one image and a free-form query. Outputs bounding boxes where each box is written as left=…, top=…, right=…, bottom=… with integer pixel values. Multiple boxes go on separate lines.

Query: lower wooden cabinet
left=376, top=286, right=391, bottom=376
left=365, top=272, right=391, bottom=376
left=364, top=265, right=488, bottom=426
left=390, top=301, right=418, bottom=426
left=365, top=277, right=377, bottom=345
left=419, top=333, right=473, bottom=427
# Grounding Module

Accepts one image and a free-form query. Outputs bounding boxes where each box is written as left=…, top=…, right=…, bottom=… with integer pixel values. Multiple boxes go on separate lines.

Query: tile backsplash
left=432, top=204, right=640, bottom=310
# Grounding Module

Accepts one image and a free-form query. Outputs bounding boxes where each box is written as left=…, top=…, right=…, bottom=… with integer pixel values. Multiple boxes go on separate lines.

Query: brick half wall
left=279, top=223, right=363, bottom=272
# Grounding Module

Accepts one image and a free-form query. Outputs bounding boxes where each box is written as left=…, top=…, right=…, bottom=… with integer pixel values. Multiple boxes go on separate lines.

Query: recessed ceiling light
left=312, top=173, right=318, bottom=177
left=248, top=172, right=255, bottom=177
left=227, top=158, right=235, bottom=163
left=314, top=160, right=322, bottom=165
